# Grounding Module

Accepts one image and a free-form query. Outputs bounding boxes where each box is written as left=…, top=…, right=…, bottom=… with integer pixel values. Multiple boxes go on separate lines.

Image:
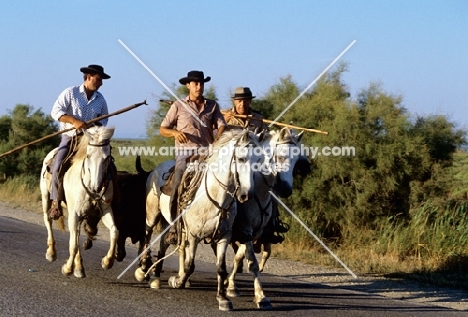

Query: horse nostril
left=239, top=194, right=247, bottom=202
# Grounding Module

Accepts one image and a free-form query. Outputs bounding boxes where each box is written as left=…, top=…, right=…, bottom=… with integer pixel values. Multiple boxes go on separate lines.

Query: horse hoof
left=149, top=277, right=161, bottom=289
left=227, top=287, right=240, bottom=298
left=45, top=252, right=56, bottom=262
left=134, top=267, right=147, bottom=282
left=185, top=278, right=191, bottom=288
left=218, top=299, right=233, bottom=311
left=116, top=251, right=126, bottom=262
left=256, top=297, right=272, bottom=310
left=74, top=269, right=86, bottom=278
left=168, top=276, right=183, bottom=289
left=102, top=257, right=114, bottom=270
left=61, top=265, right=72, bottom=276
left=168, top=276, right=177, bottom=288
left=83, top=239, right=93, bottom=250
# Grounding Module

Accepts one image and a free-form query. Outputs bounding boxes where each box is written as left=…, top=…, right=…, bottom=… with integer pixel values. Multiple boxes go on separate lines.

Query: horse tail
left=135, top=154, right=148, bottom=175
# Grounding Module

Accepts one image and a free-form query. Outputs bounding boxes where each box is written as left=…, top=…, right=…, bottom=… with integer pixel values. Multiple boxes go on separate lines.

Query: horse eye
left=237, top=158, right=246, bottom=164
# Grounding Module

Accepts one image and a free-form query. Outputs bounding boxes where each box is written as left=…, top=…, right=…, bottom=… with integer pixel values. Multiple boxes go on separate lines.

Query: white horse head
left=75, top=126, right=115, bottom=195
left=206, top=129, right=261, bottom=203
left=267, top=127, right=304, bottom=198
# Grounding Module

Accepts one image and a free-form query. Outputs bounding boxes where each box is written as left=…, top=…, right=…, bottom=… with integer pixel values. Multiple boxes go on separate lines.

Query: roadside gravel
left=1, top=201, right=467, bottom=311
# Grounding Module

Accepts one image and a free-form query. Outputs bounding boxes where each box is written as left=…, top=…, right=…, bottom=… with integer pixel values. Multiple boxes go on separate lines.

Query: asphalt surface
left=0, top=208, right=466, bottom=316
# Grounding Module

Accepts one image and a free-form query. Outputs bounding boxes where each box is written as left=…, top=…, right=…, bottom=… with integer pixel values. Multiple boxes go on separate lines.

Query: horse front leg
left=259, top=243, right=272, bottom=272
left=244, top=241, right=272, bottom=310
left=62, top=213, right=80, bottom=277
left=100, top=206, right=118, bottom=270
left=168, top=233, right=196, bottom=289
left=178, top=230, right=186, bottom=277
left=135, top=211, right=160, bottom=282
left=136, top=195, right=160, bottom=281
left=148, top=235, right=171, bottom=289
left=115, top=233, right=126, bottom=262
left=73, top=248, right=85, bottom=278
left=42, top=202, right=57, bottom=262
left=215, top=239, right=233, bottom=311
left=226, top=243, right=246, bottom=297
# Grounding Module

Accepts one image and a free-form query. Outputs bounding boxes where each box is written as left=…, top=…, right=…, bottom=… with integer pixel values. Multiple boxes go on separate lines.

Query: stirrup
left=48, top=200, right=62, bottom=220
left=164, top=230, right=178, bottom=245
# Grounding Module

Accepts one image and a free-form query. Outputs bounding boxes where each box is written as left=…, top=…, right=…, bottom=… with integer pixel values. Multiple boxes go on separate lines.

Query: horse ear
left=296, top=130, right=304, bottom=142
left=82, top=128, right=90, bottom=138
left=257, top=130, right=266, bottom=143
left=241, top=129, right=249, bottom=143
left=279, top=127, right=288, bottom=140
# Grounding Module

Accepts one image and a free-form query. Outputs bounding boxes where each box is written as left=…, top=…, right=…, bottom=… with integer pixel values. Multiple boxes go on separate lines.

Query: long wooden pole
left=233, top=114, right=328, bottom=135
left=0, top=100, right=147, bottom=159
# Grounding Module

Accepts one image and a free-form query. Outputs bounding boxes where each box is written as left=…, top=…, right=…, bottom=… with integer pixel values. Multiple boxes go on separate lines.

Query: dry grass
left=270, top=238, right=468, bottom=291
left=0, top=176, right=42, bottom=213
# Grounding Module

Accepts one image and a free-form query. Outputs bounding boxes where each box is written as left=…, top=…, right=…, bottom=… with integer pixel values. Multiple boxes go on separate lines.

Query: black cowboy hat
left=80, top=64, right=111, bottom=79
left=179, top=70, right=211, bottom=85
left=231, top=87, right=256, bottom=100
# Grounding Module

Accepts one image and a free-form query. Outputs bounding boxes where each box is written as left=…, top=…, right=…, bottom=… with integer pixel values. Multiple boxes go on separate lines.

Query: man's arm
left=58, top=114, right=87, bottom=130
left=160, top=126, right=188, bottom=143
left=222, top=109, right=234, bottom=123
left=217, top=126, right=226, bottom=137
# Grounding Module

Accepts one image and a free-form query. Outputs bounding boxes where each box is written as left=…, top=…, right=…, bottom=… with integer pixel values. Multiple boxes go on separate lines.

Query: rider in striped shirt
left=48, top=64, right=111, bottom=220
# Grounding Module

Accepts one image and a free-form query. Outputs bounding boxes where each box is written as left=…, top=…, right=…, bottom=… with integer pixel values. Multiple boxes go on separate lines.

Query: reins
left=79, top=139, right=113, bottom=207
left=204, top=140, right=243, bottom=213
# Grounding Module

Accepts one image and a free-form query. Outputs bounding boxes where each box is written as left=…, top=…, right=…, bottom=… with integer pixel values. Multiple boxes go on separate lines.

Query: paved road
left=0, top=212, right=466, bottom=316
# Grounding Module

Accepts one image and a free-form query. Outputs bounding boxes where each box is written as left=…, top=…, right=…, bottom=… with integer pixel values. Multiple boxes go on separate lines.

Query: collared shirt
left=221, top=108, right=268, bottom=132
left=51, top=84, right=108, bottom=136
left=161, top=96, right=227, bottom=149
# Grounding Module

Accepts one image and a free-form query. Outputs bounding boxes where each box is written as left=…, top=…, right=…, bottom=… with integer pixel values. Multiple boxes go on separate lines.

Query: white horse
left=226, top=128, right=304, bottom=304
left=257, top=150, right=311, bottom=272
left=139, top=129, right=261, bottom=311
left=40, top=126, right=118, bottom=278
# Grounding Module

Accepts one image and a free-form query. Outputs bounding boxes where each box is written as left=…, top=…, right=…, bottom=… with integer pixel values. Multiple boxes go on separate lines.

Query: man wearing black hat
left=48, top=64, right=111, bottom=219
left=160, top=70, right=227, bottom=244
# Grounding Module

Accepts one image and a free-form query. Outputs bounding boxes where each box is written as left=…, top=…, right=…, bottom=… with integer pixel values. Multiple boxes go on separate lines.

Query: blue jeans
left=169, top=149, right=197, bottom=223
left=50, top=135, right=72, bottom=200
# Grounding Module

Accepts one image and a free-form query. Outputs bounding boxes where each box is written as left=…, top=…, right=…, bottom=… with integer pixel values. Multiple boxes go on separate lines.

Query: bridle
left=205, top=133, right=261, bottom=213
left=80, top=139, right=113, bottom=203
left=249, top=132, right=301, bottom=230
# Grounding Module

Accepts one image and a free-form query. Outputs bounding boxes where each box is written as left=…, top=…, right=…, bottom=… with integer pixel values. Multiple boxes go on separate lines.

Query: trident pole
left=0, top=100, right=147, bottom=159
left=233, top=114, right=328, bottom=134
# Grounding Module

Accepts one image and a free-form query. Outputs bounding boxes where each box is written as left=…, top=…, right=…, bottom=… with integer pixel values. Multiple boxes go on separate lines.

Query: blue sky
left=1, top=1, right=467, bottom=138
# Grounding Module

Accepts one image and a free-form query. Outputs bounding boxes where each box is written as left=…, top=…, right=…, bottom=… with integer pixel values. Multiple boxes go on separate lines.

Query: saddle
left=45, top=139, right=77, bottom=202
left=160, top=166, right=176, bottom=195
left=160, top=154, right=206, bottom=196
left=45, top=135, right=117, bottom=205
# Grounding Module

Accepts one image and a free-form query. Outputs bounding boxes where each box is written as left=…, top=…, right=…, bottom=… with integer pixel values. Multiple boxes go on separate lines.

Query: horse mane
left=72, top=126, right=115, bottom=163
left=270, top=127, right=301, bottom=145
left=213, top=129, right=248, bottom=149
left=205, top=129, right=250, bottom=165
